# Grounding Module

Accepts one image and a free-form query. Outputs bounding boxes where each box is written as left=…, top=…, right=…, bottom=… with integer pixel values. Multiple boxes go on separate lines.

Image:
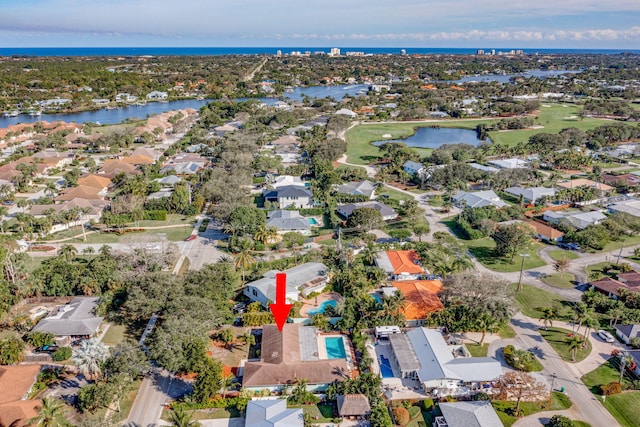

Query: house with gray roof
left=245, top=399, right=302, bottom=427
left=335, top=181, right=376, bottom=199
left=244, top=262, right=328, bottom=307
left=337, top=201, right=398, bottom=221
left=32, top=297, right=103, bottom=345
left=403, top=160, right=426, bottom=177
left=453, top=190, right=507, bottom=209
left=488, top=158, right=529, bottom=169
left=504, top=186, right=556, bottom=204
left=435, top=401, right=502, bottom=427
left=543, top=210, right=606, bottom=230
left=154, top=175, right=183, bottom=186
left=387, top=328, right=502, bottom=394
left=615, top=324, right=640, bottom=345
left=266, top=210, right=312, bottom=235
left=469, top=163, right=499, bottom=173
left=264, top=185, right=314, bottom=209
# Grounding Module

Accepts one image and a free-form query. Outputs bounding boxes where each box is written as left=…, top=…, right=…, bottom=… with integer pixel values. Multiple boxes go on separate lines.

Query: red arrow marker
left=269, top=273, right=292, bottom=332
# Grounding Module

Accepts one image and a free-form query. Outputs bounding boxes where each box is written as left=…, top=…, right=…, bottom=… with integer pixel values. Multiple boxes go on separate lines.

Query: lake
left=0, top=84, right=369, bottom=128
left=450, top=69, right=580, bottom=84
left=373, top=127, right=487, bottom=149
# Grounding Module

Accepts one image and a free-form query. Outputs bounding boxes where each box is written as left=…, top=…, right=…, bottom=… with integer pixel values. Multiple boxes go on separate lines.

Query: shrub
left=421, top=398, right=434, bottom=410
left=546, top=415, right=573, bottom=427
left=601, top=382, right=623, bottom=396
left=144, top=210, right=167, bottom=221
left=391, top=407, right=410, bottom=426
left=52, top=347, right=72, bottom=361
left=630, top=336, right=640, bottom=349
left=25, top=331, right=55, bottom=348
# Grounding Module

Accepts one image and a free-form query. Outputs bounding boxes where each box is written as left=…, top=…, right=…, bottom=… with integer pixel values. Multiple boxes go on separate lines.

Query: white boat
left=28, top=110, right=42, bottom=117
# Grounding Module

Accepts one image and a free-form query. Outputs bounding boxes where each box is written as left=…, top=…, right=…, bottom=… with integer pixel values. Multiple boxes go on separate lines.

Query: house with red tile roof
left=524, top=220, right=564, bottom=243
left=375, top=250, right=425, bottom=280
left=0, top=365, right=42, bottom=427
left=589, top=272, right=640, bottom=298
left=391, top=280, right=444, bottom=326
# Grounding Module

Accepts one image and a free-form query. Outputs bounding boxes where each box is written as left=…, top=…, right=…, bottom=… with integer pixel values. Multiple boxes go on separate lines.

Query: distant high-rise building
left=476, top=49, right=485, bottom=55
left=401, top=49, right=407, bottom=55
left=491, top=49, right=496, bottom=55
left=276, top=50, right=282, bottom=57
left=329, top=47, right=341, bottom=56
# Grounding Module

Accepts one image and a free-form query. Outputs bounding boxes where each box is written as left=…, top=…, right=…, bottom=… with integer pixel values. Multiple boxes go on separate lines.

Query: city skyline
left=0, top=0, right=639, bottom=48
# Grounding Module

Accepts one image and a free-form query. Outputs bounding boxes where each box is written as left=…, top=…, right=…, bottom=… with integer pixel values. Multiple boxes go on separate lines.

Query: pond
left=373, top=126, right=488, bottom=149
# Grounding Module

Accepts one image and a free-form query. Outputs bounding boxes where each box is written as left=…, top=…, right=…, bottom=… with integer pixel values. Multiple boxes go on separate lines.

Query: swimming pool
left=379, top=355, right=394, bottom=378
left=325, top=337, right=347, bottom=359
left=308, top=218, right=319, bottom=225
left=370, top=293, right=382, bottom=304
left=307, top=299, right=337, bottom=316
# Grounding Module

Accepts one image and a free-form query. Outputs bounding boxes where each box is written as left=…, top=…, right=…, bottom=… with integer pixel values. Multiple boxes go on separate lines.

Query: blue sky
left=1, top=0, right=639, bottom=48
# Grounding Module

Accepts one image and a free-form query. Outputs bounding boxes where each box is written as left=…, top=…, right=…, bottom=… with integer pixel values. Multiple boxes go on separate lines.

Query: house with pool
left=243, top=263, right=329, bottom=308
left=374, top=250, right=426, bottom=281
left=242, top=324, right=354, bottom=392
left=374, top=327, right=502, bottom=397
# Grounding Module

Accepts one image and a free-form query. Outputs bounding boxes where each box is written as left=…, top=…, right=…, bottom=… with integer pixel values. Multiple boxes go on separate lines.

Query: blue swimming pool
left=307, top=299, right=337, bottom=316
left=325, top=337, right=347, bottom=359
left=379, top=355, right=394, bottom=378
left=370, top=293, right=382, bottom=304
left=308, top=218, right=319, bottom=225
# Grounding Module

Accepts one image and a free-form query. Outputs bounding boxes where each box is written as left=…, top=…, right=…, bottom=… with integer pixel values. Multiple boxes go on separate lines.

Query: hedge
left=144, top=210, right=167, bottom=221
left=52, top=346, right=72, bottom=361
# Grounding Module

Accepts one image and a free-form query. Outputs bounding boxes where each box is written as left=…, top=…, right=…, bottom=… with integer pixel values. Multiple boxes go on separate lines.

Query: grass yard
left=101, top=324, right=126, bottom=346
left=513, top=284, right=567, bottom=319
left=466, top=238, right=546, bottom=272
left=489, top=104, right=609, bottom=147
left=499, top=324, right=517, bottom=339
left=466, top=343, right=489, bottom=357
left=548, top=249, right=579, bottom=261
left=492, top=391, right=572, bottom=427
left=584, top=261, right=622, bottom=281
left=406, top=404, right=431, bottom=427
left=300, top=404, right=335, bottom=423
left=539, top=327, right=592, bottom=363
left=599, top=235, right=640, bottom=253
left=582, top=359, right=640, bottom=427
left=377, top=187, right=415, bottom=202
left=542, top=273, right=577, bottom=289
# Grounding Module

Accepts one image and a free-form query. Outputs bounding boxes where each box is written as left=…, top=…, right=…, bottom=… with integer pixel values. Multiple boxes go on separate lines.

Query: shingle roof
left=504, top=186, right=556, bottom=203
left=557, top=178, right=613, bottom=192
left=335, top=181, right=376, bottom=198
left=32, top=297, right=103, bottom=337
left=336, top=394, right=371, bottom=417
left=266, top=210, right=311, bottom=232
left=453, top=190, right=506, bottom=209
left=590, top=277, right=640, bottom=296
left=615, top=324, right=640, bottom=340
left=0, top=365, right=41, bottom=405
left=337, top=201, right=398, bottom=219
left=439, top=401, right=502, bottom=427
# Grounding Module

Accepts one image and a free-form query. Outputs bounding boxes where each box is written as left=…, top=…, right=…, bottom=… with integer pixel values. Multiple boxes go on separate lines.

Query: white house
left=115, top=93, right=137, bottom=103
left=488, top=158, right=529, bottom=169
left=264, top=185, right=314, bottom=209
left=266, top=210, right=312, bottom=235
left=453, top=190, right=507, bottom=209
left=335, top=181, right=376, bottom=199
left=337, top=201, right=398, bottom=221
left=614, top=324, right=640, bottom=345
left=403, top=160, right=426, bottom=177
left=543, top=210, right=607, bottom=230
left=146, top=91, right=168, bottom=100
left=335, top=108, right=357, bottom=118
left=243, top=262, right=328, bottom=307
left=245, top=399, right=303, bottom=427
left=504, top=186, right=556, bottom=204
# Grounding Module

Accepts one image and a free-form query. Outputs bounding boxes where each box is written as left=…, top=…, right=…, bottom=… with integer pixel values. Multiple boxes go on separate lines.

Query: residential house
left=504, top=186, right=556, bottom=204
left=160, top=153, right=208, bottom=175
left=334, top=108, right=357, bottom=118
left=487, top=158, right=529, bottom=169
left=121, top=154, right=155, bottom=166
left=385, top=328, right=502, bottom=394
left=337, top=201, right=398, bottom=221
left=267, top=175, right=304, bottom=189
left=435, top=401, right=503, bottom=427
left=403, top=160, right=426, bottom=177
left=98, top=159, right=139, bottom=178
left=245, top=399, right=303, bottom=427
left=375, top=250, right=425, bottom=280
left=608, top=199, right=640, bottom=218
left=147, top=188, right=174, bottom=200
left=244, top=262, right=328, bottom=307
left=266, top=210, right=312, bottom=235
left=0, top=365, right=42, bottom=427
left=336, top=394, right=371, bottom=419
left=31, top=198, right=106, bottom=233
left=556, top=178, right=613, bottom=193
left=54, top=185, right=106, bottom=202
left=390, top=280, right=444, bottom=326
left=469, top=164, right=499, bottom=173
left=242, top=324, right=350, bottom=391
left=523, top=220, right=564, bottom=243
left=614, top=324, right=640, bottom=345
left=453, top=190, right=507, bottom=209
left=146, top=91, right=168, bottom=100
left=601, top=173, right=640, bottom=189
left=77, top=174, right=112, bottom=193
left=542, top=210, right=606, bottom=230
left=335, top=181, right=376, bottom=199
left=264, top=185, right=314, bottom=209
left=589, top=271, right=640, bottom=298
left=155, top=175, right=183, bottom=186
left=32, top=297, right=103, bottom=345
left=115, top=93, right=137, bottom=103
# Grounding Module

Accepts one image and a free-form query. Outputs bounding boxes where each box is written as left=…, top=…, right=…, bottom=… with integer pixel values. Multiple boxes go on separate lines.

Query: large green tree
left=492, top=223, right=531, bottom=263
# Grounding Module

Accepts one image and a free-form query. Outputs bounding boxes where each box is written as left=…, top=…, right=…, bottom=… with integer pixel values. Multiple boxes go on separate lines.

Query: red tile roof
left=385, top=250, right=424, bottom=275
left=392, top=280, right=444, bottom=320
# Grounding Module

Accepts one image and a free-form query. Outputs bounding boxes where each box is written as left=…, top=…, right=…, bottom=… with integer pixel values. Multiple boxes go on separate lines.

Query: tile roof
left=384, top=250, right=424, bottom=275
left=523, top=220, right=564, bottom=240
left=0, top=365, right=41, bottom=405
left=77, top=174, right=112, bottom=189
left=590, top=277, right=640, bottom=296
left=557, top=178, right=613, bottom=192
left=392, top=280, right=444, bottom=320
left=0, top=400, right=41, bottom=427
left=54, top=185, right=104, bottom=201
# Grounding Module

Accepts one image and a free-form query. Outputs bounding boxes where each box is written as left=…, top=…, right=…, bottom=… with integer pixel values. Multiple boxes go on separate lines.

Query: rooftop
left=32, top=296, right=103, bottom=337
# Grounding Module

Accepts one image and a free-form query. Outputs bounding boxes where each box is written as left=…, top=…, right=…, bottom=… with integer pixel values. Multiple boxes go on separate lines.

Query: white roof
left=453, top=190, right=507, bottom=209
left=469, top=163, right=499, bottom=173
left=246, top=399, right=303, bottom=427
left=439, top=401, right=502, bottom=427
left=609, top=199, right=640, bottom=218
left=504, top=186, right=556, bottom=202
left=488, top=158, right=529, bottom=169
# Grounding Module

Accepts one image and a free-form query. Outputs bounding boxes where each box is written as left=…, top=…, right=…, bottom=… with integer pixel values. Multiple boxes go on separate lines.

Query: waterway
left=450, top=69, right=580, bottom=83
left=0, top=84, right=370, bottom=128
left=373, top=127, right=487, bottom=149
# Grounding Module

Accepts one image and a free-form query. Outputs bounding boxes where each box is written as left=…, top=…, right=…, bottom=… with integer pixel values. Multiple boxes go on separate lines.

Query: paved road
left=510, top=313, right=620, bottom=427
left=124, top=368, right=192, bottom=427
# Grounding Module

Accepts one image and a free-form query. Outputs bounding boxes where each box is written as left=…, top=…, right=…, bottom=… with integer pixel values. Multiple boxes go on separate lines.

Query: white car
left=597, top=330, right=615, bottom=343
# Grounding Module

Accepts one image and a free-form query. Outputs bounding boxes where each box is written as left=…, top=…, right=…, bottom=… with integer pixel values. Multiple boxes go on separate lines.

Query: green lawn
left=542, top=273, right=576, bottom=289
left=585, top=262, right=621, bottom=281
left=499, top=324, right=517, bottom=339
left=406, top=404, right=431, bottom=427
left=599, top=235, right=640, bottom=253
left=377, top=187, right=416, bottom=202
left=466, top=343, right=489, bottom=357
left=582, top=359, right=640, bottom=427
left=299, top=404, right=335, bottom=423
left=514, top=284, right=567, bottom=319
left=489, top=104, right=609, bottom=147
left=466, top=238, right=546, bottom=272
left=492, top=391, right=572, bottom=427
left=548, top=249, right=579, bottom=261
left=101, top=324, right=127, bottom=346
left=539, top=327, right=592, bottom=363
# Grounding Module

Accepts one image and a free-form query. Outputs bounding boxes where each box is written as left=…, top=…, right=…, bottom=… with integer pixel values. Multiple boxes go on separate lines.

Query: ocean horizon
left=1, top=47, right=639, bottom=57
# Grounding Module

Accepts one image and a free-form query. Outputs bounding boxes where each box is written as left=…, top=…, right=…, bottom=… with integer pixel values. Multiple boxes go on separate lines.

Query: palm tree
left=566, top=335, right=585, bottom=362
left=378, top=292, right=405, bottom=325
left=57, top=244, right=77, bottom=263
left=617, top=352, right=635, bottom=384
left=539, top=307, right=557, bottom=329
left=168, top=406, right=201, bottom=427
left=234, top=249, right=255, bottom=284
left=82, top=246, right=95, bottom=256
left=360, top=242, right=377, bottom=265
left=26, top=397, right=69, bottom=427
left=475, top=313, right=500, bottom=345
left=73, top=339, right=109, bottom=380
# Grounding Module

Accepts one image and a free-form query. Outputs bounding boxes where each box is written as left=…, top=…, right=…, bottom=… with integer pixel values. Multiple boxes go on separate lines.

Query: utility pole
left=517, top=253, right=530, bottom=292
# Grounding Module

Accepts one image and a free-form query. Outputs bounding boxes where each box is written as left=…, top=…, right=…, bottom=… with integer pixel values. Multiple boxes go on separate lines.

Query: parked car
left=34, top=345, right=59, bottom=353
left=233, top=302, right=246, bottom=314
left=184, top=234, right=197, bottom=241
left=597, top=330, right=615, bottom=343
